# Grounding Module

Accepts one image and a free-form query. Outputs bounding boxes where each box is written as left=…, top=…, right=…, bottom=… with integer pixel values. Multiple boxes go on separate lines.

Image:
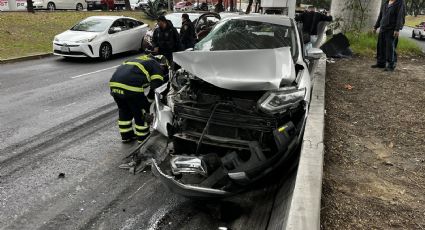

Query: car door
left=124, top=19, right=148, bottom=51
left=108, top=19, right=130, bottom=54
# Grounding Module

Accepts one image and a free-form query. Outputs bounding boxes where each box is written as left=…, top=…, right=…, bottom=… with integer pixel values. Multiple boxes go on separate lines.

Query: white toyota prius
left=53, top=16, right=149, bottom=60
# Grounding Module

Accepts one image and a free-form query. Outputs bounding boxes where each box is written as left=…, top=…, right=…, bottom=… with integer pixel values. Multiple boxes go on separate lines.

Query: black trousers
left=376, top=30, right=398, bottom=68
left=112, top=93, right=150, bottom=142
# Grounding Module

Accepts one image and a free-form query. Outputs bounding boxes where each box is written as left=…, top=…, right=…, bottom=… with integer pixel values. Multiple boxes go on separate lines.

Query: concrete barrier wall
left=268, top=55, right=327, bottom=230
left=285, top=56, right=326, bottom=230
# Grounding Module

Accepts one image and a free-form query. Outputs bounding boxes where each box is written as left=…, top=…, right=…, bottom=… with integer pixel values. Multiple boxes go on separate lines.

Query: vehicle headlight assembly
left=75, top=36, right=97, bottom=43
left=258, top=87, right=306, bottom=114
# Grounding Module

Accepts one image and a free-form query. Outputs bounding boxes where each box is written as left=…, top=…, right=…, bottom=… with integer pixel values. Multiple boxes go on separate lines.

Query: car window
left=71, top=18, right=113, bottom=32
left=125, top=19, right=142, bottom=29
left=195, top=19, right=298, bottom=59
left=111, top=19, right=127, bottom=31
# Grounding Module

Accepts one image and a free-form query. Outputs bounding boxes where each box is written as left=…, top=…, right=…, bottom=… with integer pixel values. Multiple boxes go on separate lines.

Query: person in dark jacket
left=109, top=54, right=168, bottom=143
left=180, top=13, right=196, bottom=50
left=372, top=0, right=405, bottom=71
left=295, top=6, right=332, bottom=48
left=152, top=16, right=180, bottom=62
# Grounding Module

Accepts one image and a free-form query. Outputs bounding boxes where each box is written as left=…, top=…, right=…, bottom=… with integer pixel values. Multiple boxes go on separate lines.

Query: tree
left=142, top=0, right=167, bottom=19
left=246, top=0, right=253, bottom=13
left=405, top=0, right=425, bottom=16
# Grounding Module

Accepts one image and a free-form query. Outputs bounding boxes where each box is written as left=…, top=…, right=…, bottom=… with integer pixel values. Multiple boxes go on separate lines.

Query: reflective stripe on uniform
left=123, top=62, right=151, bottom=82
left=134, top=130, right=149, bottom=136
left=136, top=55, right=151, bottom=61
left=134, top=124, right=148, bottom=131
left=109, top=82, right=144, bottom=93
left=150, top=74, right=164, bottom=81
left=118, top=120, right=132, bottom=125
left=119, top=127, right=133, bottom=133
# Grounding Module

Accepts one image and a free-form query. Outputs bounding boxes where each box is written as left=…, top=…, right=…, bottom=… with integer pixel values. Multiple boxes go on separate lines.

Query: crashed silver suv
left=151, top=15, right=323, bottom=198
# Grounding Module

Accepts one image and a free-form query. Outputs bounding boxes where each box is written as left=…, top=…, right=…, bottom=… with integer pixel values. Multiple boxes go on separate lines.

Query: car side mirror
left=306, top=48, right=324, bottom=60
left=109, top=27, right=122, bottom=34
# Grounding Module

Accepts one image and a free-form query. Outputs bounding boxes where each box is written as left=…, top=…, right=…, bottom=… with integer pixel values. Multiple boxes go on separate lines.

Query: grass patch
left=0, top=11, right=154, bottom=59
left=405, top=15, right=425, bottom=27
left=346, top=32, right=423, bottom=57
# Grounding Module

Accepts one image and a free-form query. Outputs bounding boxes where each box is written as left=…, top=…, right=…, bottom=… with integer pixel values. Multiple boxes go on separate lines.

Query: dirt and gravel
left=321, top=56, right=425, bottom=229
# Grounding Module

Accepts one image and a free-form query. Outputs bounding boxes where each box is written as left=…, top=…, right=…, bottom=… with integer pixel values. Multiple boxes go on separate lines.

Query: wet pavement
left=0, top=54, right=294, bottom=230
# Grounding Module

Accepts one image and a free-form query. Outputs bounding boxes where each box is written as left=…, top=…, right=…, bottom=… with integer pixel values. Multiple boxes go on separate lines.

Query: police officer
left=180, top=13, right=196, bottom=50
left=109, top=54, right=168, bottom=143
left=152, top=16, right=180, bottom=62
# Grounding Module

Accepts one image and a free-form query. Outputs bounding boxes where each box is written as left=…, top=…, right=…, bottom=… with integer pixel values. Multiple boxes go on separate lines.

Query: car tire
left=47, top=2, right=55, bottom=10
left=141, top=36, right=149, bottom=52
left=99, top=43, right=112, bottom=61
left=76, top=3, right=83, bottom=11
left=412, top=31, right=415, bottom=38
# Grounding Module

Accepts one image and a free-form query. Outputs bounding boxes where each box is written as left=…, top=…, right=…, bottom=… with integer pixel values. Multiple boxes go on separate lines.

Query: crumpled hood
left=173, top=47, right=295, bottom=91
left=56, top=30, right=100, bottom=42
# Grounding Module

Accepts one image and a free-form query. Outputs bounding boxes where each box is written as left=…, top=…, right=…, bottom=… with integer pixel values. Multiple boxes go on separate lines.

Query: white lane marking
left=63, top=102, right=76, bottom=108
left=70, top=65, right=119, bottom=79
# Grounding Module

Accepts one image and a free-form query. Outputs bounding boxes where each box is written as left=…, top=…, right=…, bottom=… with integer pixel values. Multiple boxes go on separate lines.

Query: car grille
left=54, top=50, right=87, bottom=56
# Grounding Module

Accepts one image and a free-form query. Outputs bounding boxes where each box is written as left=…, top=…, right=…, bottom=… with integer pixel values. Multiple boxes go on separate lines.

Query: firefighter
left=180, top=13, right=196, bottom=50
left=109, top=54, right=169, bottom=143
left=152, top=16, right=180, bottom=63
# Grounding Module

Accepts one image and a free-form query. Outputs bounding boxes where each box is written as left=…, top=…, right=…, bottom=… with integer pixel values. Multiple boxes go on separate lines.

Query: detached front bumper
left=53, top=41, right=100, bottom=58
left=151, top=159, right=232, bottom=199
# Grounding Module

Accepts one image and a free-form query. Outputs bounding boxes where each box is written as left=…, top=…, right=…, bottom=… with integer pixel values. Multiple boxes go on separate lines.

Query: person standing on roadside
left=372, top=0, right=405, bottom=72
left=152, top=16, right=180, bottom=63
left=180, top=13, right=196, bottom=50
left=295, top=6, right=333, bottom=49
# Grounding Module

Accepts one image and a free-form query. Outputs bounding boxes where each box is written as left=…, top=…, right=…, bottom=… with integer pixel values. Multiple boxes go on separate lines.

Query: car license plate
left=61, top=46, right=70, bottom=53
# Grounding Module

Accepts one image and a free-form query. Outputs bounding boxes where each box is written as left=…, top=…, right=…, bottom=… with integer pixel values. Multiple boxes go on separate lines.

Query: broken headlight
left=257, top=87, right=306, bottom=114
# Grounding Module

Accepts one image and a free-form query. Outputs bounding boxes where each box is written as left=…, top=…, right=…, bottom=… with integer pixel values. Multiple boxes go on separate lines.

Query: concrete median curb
left=268, top=55, right=327, bottom=230
left=286, top=56, right=326, bottom=230
left=0, top=53, right=53, bottom=64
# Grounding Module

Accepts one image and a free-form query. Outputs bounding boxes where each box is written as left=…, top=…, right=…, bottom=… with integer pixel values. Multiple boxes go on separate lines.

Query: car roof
left=85, top=16, right=138, bottom=21
left=221, top=14, right=293, bottom=26
left=167, top=12, right=203, bottom=16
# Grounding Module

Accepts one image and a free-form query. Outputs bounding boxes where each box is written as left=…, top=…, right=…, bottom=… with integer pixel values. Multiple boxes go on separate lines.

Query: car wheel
left=47, top=2, right=55, bottom=10
left=412, top=31, right=415, bottom=38
left=76, top=3, right=83, bottom=11
left=99, top=43, right=112, bottom=61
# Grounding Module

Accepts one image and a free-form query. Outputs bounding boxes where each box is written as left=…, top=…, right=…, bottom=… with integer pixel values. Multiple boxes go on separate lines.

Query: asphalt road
left=0, top=54, right=292, bottom=230
left=400, top=26, right=425, bottom=52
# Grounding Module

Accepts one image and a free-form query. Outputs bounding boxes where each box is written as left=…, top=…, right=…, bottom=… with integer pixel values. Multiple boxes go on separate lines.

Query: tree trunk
left=331, top=0, right=381, bottom=32
left=230, top=0, right=234, bottom=11
left=245, top=0, right=253, bottom=13
left=27, top=0, right=35, bottom=13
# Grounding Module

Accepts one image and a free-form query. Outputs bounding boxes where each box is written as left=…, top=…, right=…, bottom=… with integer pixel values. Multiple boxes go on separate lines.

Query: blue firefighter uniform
left=109, top=55, right=166, bottom=143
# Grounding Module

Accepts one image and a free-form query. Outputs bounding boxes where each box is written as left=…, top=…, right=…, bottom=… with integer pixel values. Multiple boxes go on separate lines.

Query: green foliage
left=142, top=0, right=167, bottom=20
left=345, top=32, right=423, bottom=57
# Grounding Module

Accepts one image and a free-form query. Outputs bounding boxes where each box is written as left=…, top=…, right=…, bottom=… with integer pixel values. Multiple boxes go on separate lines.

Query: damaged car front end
left=150, top=15, right=319, bottom=198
